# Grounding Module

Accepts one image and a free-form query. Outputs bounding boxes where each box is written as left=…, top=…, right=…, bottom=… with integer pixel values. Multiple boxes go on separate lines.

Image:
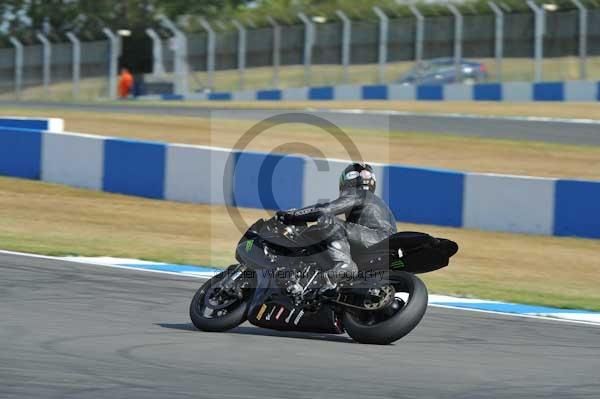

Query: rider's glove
left=317, top=213, right=335, bottom=227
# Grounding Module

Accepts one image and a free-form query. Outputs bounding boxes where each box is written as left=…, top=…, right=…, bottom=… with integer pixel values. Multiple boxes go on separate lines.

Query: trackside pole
left=446, top=4, right=463, bottom=83
left=336, top=10, right=351, bottom=84
left=298, top=12, right=314, bottom=87
left=571, top=0, right=588, bottom=80
left=9, top=37, right=23, bottom=100
left=409, top=5, right=425, bottom=69
left=146, top=28, right=166, bottom=78
left=102, top=28, right=119, bottom=100
left=161, top=16, right=189, bottom=96
left=36, top=32, right=52, bottom=98
left=232, top=20, right=247, bottom=90
left=66, top=32, right=81, bottom=99
left=267, top=16, right=281, bottom=88
left=526, top=0, right=544, bottom=82
left=373, top=7, right=389, bottom=84
left=488, top=2, right=504, bottom=82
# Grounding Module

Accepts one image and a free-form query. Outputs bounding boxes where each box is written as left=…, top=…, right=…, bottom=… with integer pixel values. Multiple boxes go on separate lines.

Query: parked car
left=395, top=58, right=488, bottom=85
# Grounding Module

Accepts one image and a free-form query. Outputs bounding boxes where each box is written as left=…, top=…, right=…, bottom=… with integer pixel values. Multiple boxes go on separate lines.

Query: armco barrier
left=138, top=81, right=600, bottom=103
left=0, top=122, right=599, bottom=240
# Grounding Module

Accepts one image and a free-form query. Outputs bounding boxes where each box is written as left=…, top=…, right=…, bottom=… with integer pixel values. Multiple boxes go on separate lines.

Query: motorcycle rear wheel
left=343, top=271, right=428, bottom=345
left=189, top=268, right=252, bottom=332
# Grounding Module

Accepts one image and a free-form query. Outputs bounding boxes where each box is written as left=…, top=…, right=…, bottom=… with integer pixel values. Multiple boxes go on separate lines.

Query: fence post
left=232, top=20, right=247, bottom=90
left=199, top=18, right=216, bottom=91
left=9, top=37, right=23, bottom=100
left=145, top=28, right=166, bottom=77
left=488, top=2, right=504, bottom=82
left=66, top=32, right=80, bottom=99
left=36, top=32, right=51, bottom=98
left=335, top=10, right=352, bottom=84
left=267, top=16, right=281, bottom=88
left=446, top=4, right=463, bottom=83
left=373, top=7, right=388, bottom=84
left=298, top=12, right=314, bottom=86
left=409, top=5, right=424, bottom=66
left=102, top=28, right=119, bottom=100
left=526, top=0, right=544, bottom=82
left=571, top=0, right=588, bottom=80
left=161, top=16, right=189, bottom=95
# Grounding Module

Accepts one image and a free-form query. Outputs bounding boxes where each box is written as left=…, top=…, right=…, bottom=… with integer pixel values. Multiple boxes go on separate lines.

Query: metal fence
left=1, top=5, right=600, bottom=100
left=166, top=6, right=600, bottom=94
left=0, top=35, right=110, bottom=101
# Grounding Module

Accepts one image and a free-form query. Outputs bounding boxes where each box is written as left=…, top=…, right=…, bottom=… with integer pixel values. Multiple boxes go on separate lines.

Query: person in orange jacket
left=118, top=67, right=134, bottom=98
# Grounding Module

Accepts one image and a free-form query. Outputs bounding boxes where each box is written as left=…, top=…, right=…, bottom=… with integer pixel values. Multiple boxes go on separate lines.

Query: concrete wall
left=139, top=81, right=600, bottom=103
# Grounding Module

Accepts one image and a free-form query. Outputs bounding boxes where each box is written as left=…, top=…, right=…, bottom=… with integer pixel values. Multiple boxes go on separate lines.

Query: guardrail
left=0, top=118, right=598, bottom=239
left=139, top=80, right=600, bottom=102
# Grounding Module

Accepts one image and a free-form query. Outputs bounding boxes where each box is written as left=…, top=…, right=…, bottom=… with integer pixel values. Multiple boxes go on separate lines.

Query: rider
left=276, top=163, right=397, bottom=295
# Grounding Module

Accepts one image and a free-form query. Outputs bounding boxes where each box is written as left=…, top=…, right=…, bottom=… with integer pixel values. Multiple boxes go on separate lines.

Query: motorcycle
left=190, top=216, right=458, bottom=345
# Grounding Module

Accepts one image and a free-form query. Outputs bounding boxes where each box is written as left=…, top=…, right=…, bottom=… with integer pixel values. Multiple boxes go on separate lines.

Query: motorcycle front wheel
left=189, top=266, right=253, bottom=332
left=342, top=271, right=428, bottom=345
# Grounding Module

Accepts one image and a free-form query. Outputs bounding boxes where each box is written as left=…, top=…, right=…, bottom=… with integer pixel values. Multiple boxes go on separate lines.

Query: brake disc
left=363, top=284, right=395, bottom=310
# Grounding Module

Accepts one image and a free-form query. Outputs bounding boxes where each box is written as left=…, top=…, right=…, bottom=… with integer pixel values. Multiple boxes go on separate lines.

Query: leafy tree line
left=1, top=0, right=599, bottom=45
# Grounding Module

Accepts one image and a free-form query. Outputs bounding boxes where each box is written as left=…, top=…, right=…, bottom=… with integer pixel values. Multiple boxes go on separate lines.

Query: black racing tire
left=343, top=272, right=428, bottom=345
left=189, top=270, right=251, bottom=332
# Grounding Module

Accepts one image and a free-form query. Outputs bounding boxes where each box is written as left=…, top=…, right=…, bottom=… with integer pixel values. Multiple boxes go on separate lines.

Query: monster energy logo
left=245, top=239, right=254, bottom=252
left=391, top=259, right=405, bottom=270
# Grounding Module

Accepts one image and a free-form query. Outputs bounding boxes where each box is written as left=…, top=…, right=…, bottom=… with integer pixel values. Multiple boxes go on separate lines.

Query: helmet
left=339, top=163, right=376, bottom=193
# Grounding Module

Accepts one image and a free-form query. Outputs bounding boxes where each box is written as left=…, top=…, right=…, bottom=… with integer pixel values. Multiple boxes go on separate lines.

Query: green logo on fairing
left=391, top=259, right=405, bottom=270
left=245, top=239, right=254, bottom=252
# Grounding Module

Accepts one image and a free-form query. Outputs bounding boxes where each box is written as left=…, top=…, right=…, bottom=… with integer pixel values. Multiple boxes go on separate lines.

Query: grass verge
left=1, top=175, right=599, bottom=311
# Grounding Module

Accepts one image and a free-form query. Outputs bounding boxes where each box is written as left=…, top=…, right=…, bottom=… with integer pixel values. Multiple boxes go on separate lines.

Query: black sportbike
left=190, top=217, right=458, bottom=344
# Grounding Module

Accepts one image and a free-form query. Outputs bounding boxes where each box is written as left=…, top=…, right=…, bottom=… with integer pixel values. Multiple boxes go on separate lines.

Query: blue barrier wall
left=554, top=180, right=600, bottom=239
left=233, top=151, right=304, bottom=210
left=0, top=117, right=63, bottom=131
left=1, top=119, right=599, bottom=240
left=103, top=139, right=166, bottom=199
left=0, top=127, right=42, bottom=179
left=139, top=80, right=600, bottom=103
left=384, top=166, right=464, bottom=227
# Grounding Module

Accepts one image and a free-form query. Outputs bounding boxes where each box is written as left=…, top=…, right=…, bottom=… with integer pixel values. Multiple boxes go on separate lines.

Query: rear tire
left=189, top=270, right=251, bottom=332
left=343, top=272, right=428, bottom=345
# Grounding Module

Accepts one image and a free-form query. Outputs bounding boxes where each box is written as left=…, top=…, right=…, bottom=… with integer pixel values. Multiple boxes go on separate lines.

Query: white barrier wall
left=41, top=132, right=104, bottom=190
left=462, top=173, right=556, bottom=235
left=165, top=145, right=234, bottom=205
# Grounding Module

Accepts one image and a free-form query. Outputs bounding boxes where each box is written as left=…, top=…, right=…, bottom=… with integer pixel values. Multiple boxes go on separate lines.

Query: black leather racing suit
left=281, top=187, right=397, bottom=282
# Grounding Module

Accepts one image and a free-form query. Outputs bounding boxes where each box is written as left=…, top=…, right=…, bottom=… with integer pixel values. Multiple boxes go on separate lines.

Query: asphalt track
left=2, top=253, right=599, bottom=399
left=3, top=100, right=600, bottom=146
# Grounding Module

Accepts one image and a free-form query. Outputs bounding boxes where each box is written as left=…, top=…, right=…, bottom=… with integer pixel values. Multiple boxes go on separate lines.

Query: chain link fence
left=0, top=38, right=110, bottom=101
left=174, top=8, right=600, bottom=94
left=1, top=8, right=600, bottom=100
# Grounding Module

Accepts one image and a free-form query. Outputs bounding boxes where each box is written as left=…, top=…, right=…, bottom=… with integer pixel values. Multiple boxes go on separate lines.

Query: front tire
left=189, top=269, right=252, bottom=332
left=343, top=272, right=428, bottom=345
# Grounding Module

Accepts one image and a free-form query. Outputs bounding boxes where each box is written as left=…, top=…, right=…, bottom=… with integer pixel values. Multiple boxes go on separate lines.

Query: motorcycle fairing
left=246, top=268, right=343, bottom=334
left=352, top=232, right=459, bottom=274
